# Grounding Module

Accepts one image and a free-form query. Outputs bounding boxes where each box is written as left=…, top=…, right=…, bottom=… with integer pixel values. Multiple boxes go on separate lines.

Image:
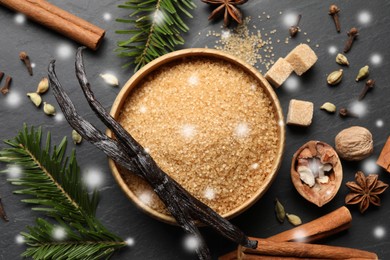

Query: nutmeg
left=335, top=126, right=373, bottom=161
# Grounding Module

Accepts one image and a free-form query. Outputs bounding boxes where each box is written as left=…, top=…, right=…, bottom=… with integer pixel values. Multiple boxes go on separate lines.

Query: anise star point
left=345, top=171, right=388, bottom=213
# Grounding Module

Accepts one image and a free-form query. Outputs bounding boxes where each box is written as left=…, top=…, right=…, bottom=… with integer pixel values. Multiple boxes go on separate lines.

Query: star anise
left=345, top=171, right=388, bottom=213
left=202, top=0, right=248, bottom=26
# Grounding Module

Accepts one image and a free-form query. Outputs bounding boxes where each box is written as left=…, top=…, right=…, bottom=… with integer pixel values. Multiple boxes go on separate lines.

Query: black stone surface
left=1, top=0, right=390, bottom=259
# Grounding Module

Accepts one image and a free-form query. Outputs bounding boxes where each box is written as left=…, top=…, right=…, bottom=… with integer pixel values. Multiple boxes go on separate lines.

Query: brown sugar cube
left=285, top=44, right=318, bottom=76
left=265, top=58, right=294, bottom=88
left=377, top=137, right=390, bottom=172
left=286, top=99, right=314, bottom=127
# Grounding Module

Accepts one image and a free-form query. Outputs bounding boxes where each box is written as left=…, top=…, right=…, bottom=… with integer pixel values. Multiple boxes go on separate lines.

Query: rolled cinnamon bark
left=0, top=0, right=105, bottom=50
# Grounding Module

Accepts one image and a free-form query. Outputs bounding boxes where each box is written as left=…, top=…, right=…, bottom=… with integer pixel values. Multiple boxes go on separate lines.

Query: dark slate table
left=1, top=0, right=390, bottom=259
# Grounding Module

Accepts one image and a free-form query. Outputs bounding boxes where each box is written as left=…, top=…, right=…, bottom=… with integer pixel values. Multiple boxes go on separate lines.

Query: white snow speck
left=376, top=119, right=384, bottom=128
left=328, top=46, right=338, bottom=55
left=234, top=122, right=250, bottom=138
left=251, top=163, right=259, bottom=170
left=52, top=226, right=67, bottom=241
left=6, top=91, right=22, bottom=108
left=54, top=112, right=65, bottom=122
left=31, top=63, right=36, bottom=68
left=250, top=84, right=257, bottom=91
left=362, top=159, right=379, bottom=174
left=139, top=191, right=153, bottom=206
left=153, top=10, right=165, bottom=25
left=83, top=169, right=103, bottom=189
left=283, top=76, right=300, bottom=92
left=184, top=235, right=200, bottom=252
left=188, top=75, right=199, bottom=86
left=350, top=101, right=367, bottom=117
left=282, top=12, right=298, bottom=28
left=373, top=226, right=386, bottom=239
left=357, top=10, right=372, bottom=25
left=144, top=147, right=151, bottom=154
left=14, top=14, right=26, bottom=25
left=180, top=124, right=197, bottom=139
left=15, top=235, right=25, bottom=244
left=7, top=165, right=22, bottom=179
left=221, top=29, right=231, bottom=39
left=56, top=44, right=74, bottom=60
left=103, top=13, right=112, bottom=21
left=204, top=187, right=215, bottom=200
left=370, top=53, right=383, bottom=66
left=291, top=230, right=307, bottom=242
left=125, top=237, right=135, bottom=246
left=278, top=120, right=285, bottom=127
left=139, top=105, right=147, bottom=113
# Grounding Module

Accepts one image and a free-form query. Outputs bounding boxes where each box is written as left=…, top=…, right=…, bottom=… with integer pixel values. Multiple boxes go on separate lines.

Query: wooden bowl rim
left=107, top=48, right=286, bottom=224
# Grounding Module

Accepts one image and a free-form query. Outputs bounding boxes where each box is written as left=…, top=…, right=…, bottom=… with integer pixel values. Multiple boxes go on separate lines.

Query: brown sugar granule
left=118, top=57, right=280, bottom=216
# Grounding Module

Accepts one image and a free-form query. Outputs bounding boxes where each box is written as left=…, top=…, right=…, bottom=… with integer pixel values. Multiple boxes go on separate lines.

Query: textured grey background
left=1, top=0, right=390, bottom=259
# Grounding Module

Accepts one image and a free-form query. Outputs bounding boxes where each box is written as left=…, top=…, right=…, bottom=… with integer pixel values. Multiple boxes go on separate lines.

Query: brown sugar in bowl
left=108, top=48, right=285, bottom=224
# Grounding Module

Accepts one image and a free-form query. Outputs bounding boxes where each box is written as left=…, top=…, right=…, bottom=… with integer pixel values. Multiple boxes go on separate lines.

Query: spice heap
left=118, top=57, right=280, bottom=215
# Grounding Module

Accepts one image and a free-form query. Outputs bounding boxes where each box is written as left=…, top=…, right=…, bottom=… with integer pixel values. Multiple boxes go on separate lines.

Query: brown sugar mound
left=118, top=57, right=280, bottom=216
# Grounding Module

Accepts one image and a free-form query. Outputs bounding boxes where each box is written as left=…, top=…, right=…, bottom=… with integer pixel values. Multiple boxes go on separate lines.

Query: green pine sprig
left=115, top=0, right=196, bottom=71
left=0, top=125, right=126, bottom=260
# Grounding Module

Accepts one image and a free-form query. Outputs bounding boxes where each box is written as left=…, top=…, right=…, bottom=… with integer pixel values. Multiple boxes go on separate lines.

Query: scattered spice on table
left=344, top=27, right=358, bottom=53
left=19, top=51, right=33, bottom=76
left=0, top=76, right=12, bottom=95
left=0, top=197, right=8, bottom=222
left=329, top=4, right=341, bottom=33
left=289, top=14, right=302, bottom=37
left=345, top=171, right=388, bottom=213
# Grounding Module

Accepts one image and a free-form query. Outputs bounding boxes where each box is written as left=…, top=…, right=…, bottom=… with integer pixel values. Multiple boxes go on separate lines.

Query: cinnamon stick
left=242, top=239, right=378, bottom=259
left=220, top=207, right=352, bottom=260
left=0, top=0, right=105, bottom=50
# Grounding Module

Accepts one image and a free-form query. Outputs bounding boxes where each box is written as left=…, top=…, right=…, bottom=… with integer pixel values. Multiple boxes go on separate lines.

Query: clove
left=359, top=79, right=375, bottom=100
left=289, top=14, right=302, bottom=37
left=19, top=51, right=33, bottom=76
left=339, top=108, right=358, bottom=118
left=0, top=197, right=9, bottom=222
left=344, top=28, right=358, bottom=53
left=1, top=76, right=12, bottom=95
left=0, top=71, right=4, bottom=83
left=329, top=5, right=341, bottom=33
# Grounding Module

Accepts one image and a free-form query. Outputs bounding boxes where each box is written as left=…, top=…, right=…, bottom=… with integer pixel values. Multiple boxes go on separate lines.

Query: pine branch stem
left=139, top=0, right=162, bottom=65
left=20, top=144, right=82, bottom=214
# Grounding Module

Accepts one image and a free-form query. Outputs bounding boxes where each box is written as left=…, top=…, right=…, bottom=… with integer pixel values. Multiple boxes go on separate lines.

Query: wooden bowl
left=108, top=48, right=285, bottom=224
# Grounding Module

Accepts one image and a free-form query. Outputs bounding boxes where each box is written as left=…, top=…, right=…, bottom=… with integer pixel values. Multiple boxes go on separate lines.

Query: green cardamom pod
left=320, top=102, right=336, bottom=113
left=356, top=65, right=369, bottom=82
left=327, top=69, right=343, bottom=85
left=274, top=198, right=286, bottom=223
left=27, top=92, right=42, bottom=107
left=286, top=213, right=302, bottom=226
left=36, top=77, right=49, bottom=94
left=72, top=130, right=82, bottom=144
left=335, top=53, right=349, bottom=66
left=43, top=102, right=56, bottom=116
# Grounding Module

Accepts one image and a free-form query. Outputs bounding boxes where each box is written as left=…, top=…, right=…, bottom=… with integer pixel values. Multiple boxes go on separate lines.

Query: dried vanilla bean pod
left=48, top=61, right=142, bottom=178
left=49, top=61, right=211, bottom=259
left=74, top=47, right=257, bottom=249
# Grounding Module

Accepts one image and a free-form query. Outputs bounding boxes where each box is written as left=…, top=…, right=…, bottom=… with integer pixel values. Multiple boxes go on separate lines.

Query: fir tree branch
left=0, top=125, right=125, bottom=259
left=115, top=0, right=195, bottom=71
left=0, top=125, right=97, bottom=223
